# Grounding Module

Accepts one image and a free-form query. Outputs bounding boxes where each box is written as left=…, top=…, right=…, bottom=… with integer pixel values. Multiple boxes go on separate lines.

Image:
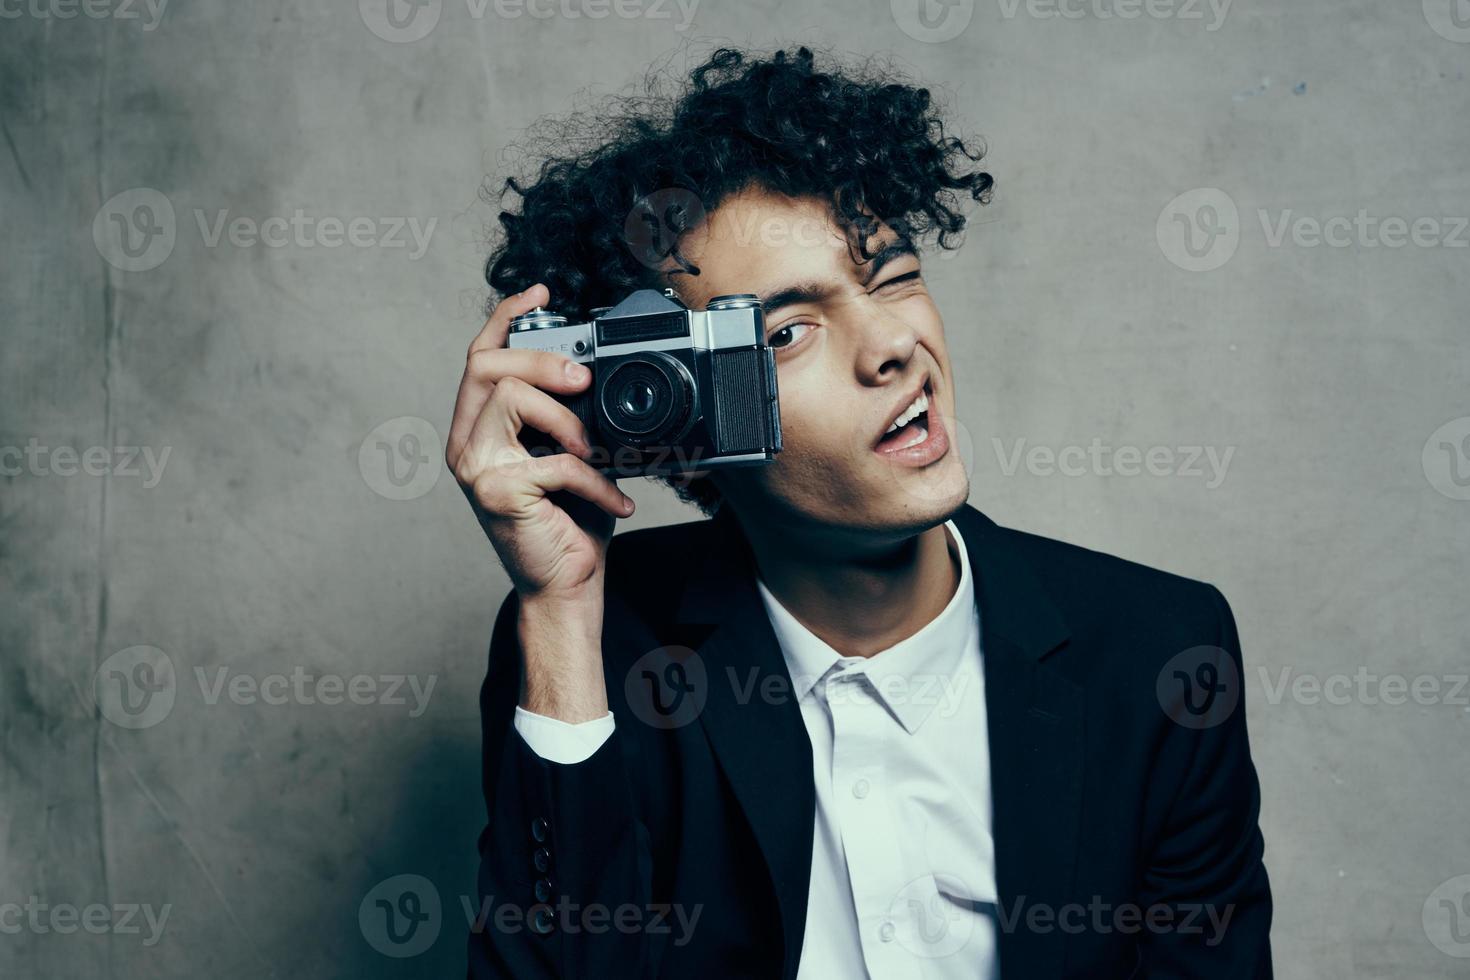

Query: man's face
left=666, top=187, right=970, bottom=536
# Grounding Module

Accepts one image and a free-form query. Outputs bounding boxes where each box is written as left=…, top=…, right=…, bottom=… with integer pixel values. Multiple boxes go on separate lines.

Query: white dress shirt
left=513, top=519, right=999, bottom=979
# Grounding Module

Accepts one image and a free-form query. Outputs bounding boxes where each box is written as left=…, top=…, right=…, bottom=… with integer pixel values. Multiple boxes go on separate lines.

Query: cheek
left=768, top=385, right=868, bottom=477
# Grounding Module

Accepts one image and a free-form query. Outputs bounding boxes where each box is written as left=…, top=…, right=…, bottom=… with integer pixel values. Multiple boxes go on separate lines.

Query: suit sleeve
left=467, top=588, right=657, bottom=979
left=1137, top=585, right=1274, bottom=979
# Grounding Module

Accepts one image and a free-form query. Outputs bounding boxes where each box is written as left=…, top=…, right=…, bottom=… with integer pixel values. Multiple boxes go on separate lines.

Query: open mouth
left=875, top=380, right=932, bottom=452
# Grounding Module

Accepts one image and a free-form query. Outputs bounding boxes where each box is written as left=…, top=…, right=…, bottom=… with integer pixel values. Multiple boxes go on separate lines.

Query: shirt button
left=879, top=919, right=896, bottom=942
left=852, top=778, right=870, bottom=799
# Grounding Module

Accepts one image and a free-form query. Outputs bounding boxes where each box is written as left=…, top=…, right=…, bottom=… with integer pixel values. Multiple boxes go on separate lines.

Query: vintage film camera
left=506, top=288, right=782, bottom=476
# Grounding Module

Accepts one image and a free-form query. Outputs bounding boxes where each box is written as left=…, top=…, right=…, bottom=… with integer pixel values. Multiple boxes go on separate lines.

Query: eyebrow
left=758, top=237, right=919, bottom=316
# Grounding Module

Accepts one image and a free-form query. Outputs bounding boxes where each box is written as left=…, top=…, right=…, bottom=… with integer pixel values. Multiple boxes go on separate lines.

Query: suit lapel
left=674, top=505, right=815, bottom=980
left=671, top=503, right=1085, bottom=980
left=952, top=505, right=1085, bottom=980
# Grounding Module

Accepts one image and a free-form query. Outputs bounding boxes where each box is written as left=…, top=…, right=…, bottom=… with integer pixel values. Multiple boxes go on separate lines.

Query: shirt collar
left=753, top=518, right=978, bottom=734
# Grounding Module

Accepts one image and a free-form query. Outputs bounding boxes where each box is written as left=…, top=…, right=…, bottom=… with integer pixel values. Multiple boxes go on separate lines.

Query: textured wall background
left=2, top=0, right=1467, bottom=977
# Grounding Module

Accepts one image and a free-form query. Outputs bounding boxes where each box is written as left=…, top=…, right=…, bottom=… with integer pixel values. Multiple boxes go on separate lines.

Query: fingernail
left=622, top=496, right=635, bottom=513
left=566, top=362, right=588, bottom=381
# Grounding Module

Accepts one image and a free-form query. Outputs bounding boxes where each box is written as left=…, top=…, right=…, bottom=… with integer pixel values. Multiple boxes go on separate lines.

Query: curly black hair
left=483, top=44, right=993, bottom=516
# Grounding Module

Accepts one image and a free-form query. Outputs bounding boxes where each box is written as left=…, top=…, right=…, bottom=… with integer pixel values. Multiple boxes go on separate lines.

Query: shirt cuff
left=513, top=706, right=616, bottom=765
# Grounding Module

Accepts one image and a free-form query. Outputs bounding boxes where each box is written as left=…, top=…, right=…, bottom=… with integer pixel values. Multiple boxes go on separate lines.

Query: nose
left=851, top=301, right=920, bottom=387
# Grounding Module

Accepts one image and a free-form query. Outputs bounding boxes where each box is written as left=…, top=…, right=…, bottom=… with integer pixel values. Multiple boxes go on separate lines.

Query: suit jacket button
left=533, top=847, right=552, bottom=873
left=530, top=904, right=555, bottom=935
left=530, top=817, right=550, bottom=842
left=534, top=878, right=552, bottom=903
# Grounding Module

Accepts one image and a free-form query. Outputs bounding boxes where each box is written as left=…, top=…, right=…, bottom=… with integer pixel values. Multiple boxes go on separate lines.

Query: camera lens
left=598, top=354, right=695, bottom=447
left=619, top=380, right=657, bottom=419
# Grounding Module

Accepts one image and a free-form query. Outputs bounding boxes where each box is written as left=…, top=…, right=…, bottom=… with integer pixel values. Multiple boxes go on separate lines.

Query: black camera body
left=506, top=288, right=782, bottom=476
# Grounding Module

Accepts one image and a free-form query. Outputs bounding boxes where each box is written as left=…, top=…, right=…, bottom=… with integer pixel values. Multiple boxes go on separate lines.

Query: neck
left=734, top=510, right=961, bottom=659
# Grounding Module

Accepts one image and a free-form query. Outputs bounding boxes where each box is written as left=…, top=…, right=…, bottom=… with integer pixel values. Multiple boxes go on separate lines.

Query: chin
left=837, top=473, right=969, bottom=540
left=873, top=454, right=970, bottom=523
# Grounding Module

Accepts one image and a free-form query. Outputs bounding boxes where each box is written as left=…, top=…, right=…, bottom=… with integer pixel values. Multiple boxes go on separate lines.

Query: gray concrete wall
left=2, top=1, right=1467, bottom=976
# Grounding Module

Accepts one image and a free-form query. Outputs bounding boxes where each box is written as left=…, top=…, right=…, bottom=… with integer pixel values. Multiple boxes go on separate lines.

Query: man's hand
left=447, top=283, right=634, bottom=721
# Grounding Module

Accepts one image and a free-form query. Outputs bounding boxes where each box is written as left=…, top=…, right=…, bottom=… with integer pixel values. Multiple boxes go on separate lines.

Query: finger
left=484, top=452, right=634, bottom=520
left=470, top=282, right=549, bottom=356
left=459, top=376, right=593, bottom=476
left=447, top=282, right=553, bottom=470
left=447, top=347, right=590, bottom=466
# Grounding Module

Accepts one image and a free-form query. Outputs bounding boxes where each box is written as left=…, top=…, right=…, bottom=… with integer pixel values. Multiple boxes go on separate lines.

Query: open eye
left=768, top=321, right=814, bottom=349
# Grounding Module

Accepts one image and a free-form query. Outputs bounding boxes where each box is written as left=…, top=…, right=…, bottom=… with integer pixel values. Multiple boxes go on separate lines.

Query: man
left=449, top=45, right=1272, bottom=979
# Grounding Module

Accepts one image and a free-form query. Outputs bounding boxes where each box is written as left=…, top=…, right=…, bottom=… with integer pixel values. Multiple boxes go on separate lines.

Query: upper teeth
left=885, top=391, right=929, bottom=434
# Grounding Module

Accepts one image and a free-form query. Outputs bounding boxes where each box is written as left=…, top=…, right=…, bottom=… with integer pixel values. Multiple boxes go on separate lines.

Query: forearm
left=517, top=591, right=608, bottom=723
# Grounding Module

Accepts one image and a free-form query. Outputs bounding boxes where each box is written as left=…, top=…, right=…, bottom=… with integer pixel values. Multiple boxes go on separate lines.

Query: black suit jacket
left=468, top=502, right=1273, bottom=979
